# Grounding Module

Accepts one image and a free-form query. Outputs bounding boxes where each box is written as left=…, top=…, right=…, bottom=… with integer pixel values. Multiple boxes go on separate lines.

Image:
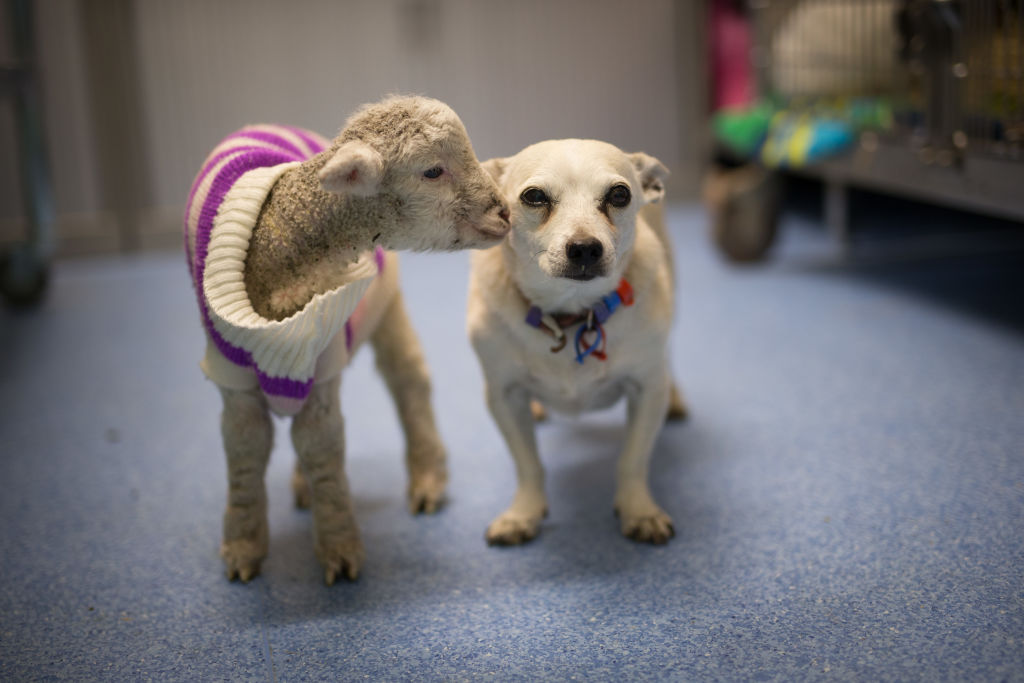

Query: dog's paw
left=315, top=535, right=365, bottom=585
left=220, top=539, right=267, bottom=583
left=485, top=512, right=543, bottom=545
left=408, top=468, right=446, bottom=514
left=618, top=507, right=675, bottom=545
left=291, top=464, right=312, bottom=510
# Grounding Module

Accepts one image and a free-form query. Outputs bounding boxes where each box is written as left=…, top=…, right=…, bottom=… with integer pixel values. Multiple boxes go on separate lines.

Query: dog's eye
left=423, top=166, right=444, bottom=179
left=605, top=184, right=631, bottom=208
left=520, top=188, right=549, bottom=207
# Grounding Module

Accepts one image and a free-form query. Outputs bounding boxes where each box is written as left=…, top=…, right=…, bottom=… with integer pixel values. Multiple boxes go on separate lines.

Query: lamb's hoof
left=530, top=400, right=548, bottom=422
left=317, top=537, right=364, bottom=585
left=221, top=540, right=266, bottom=583
left=291, top=465, right=311, bottom=510
left=485, top=513, right=542, bottom=546
left=407, top=469, right=446, bottom=514
left=619, top=508, right=675, bottom=545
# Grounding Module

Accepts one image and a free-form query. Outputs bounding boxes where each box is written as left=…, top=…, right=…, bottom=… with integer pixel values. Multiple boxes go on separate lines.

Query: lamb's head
left=318, top=96, right=510, bottom=251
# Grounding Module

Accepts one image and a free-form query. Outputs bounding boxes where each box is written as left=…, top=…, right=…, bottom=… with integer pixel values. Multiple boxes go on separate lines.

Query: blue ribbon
left=574, top=323, right=604, bottom=364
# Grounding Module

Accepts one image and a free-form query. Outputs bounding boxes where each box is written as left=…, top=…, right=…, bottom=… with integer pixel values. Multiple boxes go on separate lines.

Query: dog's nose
left=498, top=205, right=510, bottom=223
left=565, top=238, right=603, bottom=267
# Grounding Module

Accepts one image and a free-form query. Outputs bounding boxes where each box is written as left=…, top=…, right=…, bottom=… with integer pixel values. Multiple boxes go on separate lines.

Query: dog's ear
left=630, top=152, right=670, bottom=204
left=319, top=140, right=384, bottom=196
left=481, top=157, right=509, bottom=186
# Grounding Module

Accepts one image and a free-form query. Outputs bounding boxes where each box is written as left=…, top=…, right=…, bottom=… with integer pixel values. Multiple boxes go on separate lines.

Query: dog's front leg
left=291, top=376, right=364, bottom=584
left=616, top=371, right=675, bottom=544
left=219, top=386, right=273, bottom=582
left=485, top=383, right=547, bottom=545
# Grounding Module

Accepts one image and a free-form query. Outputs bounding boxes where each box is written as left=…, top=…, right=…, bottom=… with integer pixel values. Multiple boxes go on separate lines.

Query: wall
left=1, top=0, right=703, bottom=256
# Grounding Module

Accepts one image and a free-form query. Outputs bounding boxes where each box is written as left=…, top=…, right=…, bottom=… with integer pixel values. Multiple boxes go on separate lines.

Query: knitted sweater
left=184, top=125, right=394, bottom=416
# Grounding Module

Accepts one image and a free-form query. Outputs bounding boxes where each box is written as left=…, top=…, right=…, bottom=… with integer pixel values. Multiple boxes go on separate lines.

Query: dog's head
left=483, top=139, right=668, bottom=307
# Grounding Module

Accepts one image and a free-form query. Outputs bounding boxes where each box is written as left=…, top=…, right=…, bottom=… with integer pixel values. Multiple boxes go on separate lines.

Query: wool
left=185, top=125, right=390, bottom=416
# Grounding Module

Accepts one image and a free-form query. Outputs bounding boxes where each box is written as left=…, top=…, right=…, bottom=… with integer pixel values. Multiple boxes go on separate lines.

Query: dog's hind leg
left=291, top=376, right=364, bottom=584
left=484, top=383, right=548, bottom=545
left=616, top=371, right=675, bottom=544
left=370, top=290, right=447, bottom=514
left=219, top=386, right=273, bottom=582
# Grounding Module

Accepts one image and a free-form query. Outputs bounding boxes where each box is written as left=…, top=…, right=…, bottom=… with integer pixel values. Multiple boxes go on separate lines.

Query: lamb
left=184, top=96, right=509, bottom=584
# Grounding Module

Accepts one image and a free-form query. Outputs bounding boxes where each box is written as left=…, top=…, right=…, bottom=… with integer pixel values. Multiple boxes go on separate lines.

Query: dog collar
left=524, top=279, right=635, bottom=364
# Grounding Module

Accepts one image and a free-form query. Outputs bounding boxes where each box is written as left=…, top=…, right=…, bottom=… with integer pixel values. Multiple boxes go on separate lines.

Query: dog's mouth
left=557, top=265, right=606, bottom=281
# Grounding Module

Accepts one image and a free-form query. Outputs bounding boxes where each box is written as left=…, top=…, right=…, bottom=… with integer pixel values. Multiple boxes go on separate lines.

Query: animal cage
left=708, top=0, right=1024, bottom=260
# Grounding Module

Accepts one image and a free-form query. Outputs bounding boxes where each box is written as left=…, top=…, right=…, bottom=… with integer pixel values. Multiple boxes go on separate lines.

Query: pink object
left=711, top=0, right=755, bottom=110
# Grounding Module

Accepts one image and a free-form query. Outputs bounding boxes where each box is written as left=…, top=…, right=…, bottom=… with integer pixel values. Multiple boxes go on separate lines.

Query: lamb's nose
left=565, top=238, right=603, bottom=267
left=498, top=205, right=510, bottom=223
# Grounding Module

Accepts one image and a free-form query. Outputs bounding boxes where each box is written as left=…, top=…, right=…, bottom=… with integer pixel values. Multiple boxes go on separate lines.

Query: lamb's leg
left=615, top=371, right=675, bottom=544
left=290, top=376, right=363, bottom=584
left=485, top=383, right=547, bottom=545
left=370, top=290, right=447, bottom=514
left=218, top=386, right=273, bottom=582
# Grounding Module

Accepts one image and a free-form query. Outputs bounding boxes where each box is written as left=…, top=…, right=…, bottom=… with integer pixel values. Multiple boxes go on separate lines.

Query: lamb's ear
left=630, top=152, right=670, bottom=204
left=481, top=157, right=509, bottom=185
left=318, top=141, right=384, bottom=196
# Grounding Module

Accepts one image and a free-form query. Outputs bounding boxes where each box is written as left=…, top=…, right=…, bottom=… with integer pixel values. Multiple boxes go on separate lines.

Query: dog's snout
left=565, top=238, right=603, bottom=267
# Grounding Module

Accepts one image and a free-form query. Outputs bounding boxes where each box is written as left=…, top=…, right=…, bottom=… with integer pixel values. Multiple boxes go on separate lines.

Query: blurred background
left=0, top=0, right=702, bottom=270
left=2, top=0, right=1023, bottom=299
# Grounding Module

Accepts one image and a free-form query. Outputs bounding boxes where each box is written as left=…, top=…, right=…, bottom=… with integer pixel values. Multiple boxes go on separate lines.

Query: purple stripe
left=185, top=131, right=307, bottom=219
left=186, top=145, right=272, bottom=223
left=283, top=125, right=328, bottom=155
left=234, top=129, right=305, bottom=158
left=256, top=370, right=314, bottom=400
left=344, top=320, right=354, bottom=352
left=374, top=245, right=386, bottom=271
left=184, top=126, right=322, bottom=237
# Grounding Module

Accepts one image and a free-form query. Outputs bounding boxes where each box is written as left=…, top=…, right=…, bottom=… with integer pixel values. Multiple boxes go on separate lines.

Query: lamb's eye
left=423, top=166, right=444, bottom=179
left=605, top=184, right=631, bottom=208
left=520, top=187, right=549, bottom=207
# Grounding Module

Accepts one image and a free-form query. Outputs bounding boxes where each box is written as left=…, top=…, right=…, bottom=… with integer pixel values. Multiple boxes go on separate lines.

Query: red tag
left=616, top=279, right=634, bottom=306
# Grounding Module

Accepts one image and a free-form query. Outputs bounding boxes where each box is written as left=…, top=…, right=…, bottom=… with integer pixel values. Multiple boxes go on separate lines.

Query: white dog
left=468, top=139, right=687, bottom=545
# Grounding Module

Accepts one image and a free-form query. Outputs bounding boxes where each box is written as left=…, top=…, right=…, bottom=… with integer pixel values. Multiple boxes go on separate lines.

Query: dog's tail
left=638, top=202, right=674, bottom=285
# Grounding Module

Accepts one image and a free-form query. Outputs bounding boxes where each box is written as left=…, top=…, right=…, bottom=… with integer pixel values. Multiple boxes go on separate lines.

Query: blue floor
left=1, top=201, right=1022, bottom=681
